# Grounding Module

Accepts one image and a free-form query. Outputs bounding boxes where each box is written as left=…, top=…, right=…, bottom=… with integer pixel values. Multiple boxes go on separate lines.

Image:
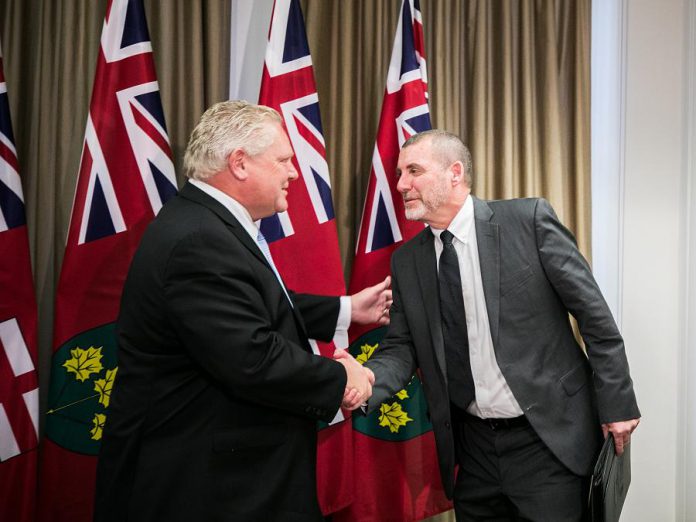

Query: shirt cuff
left=332, top=296, right=351, bottom=349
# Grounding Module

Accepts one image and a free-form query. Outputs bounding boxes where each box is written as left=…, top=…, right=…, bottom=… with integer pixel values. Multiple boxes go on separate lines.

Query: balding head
left=402, top=130, right=473, bottom=188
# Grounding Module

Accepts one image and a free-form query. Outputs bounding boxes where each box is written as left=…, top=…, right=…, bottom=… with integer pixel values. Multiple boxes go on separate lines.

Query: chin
left=404, top=206, right=426, bottom=221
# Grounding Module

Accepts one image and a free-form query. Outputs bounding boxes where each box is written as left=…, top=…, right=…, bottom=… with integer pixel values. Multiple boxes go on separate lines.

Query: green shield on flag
left=349, top=327, right=433, bottom=441
left=45, top=323, right=119, bottom=455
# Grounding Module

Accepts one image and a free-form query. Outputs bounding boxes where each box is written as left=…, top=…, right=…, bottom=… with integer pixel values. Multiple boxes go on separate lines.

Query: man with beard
left=340, top=130, right=640, bottom=521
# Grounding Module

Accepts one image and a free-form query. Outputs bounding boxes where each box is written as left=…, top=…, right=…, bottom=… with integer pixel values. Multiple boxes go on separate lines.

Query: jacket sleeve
left=363, top=256, right=418, bottom=414
left=291, top=293, right=340, bottom=342
left=534, top=198, right=640, bottom=423
left=163, top=227, right=346, bottom=423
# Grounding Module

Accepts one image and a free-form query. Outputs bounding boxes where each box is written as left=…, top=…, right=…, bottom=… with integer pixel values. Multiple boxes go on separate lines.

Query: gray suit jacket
left=365, top=196, right=640, bottom=499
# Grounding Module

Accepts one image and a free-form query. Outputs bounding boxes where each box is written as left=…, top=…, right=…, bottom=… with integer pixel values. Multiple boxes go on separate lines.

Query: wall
left=592, top=0, right=695, bottom=519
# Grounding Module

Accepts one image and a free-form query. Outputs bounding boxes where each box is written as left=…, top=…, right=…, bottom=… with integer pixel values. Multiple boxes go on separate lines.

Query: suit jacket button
left=445, top=421, right=451, bottom=429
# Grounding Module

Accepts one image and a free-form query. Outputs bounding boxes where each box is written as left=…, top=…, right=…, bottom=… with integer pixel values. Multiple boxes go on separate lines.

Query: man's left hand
left=350, top=276, right=392, bottom=326
left=602, top=418, right=640, bottom=456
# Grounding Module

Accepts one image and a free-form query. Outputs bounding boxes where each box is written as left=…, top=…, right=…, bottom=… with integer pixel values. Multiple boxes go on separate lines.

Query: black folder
left=588, top=434, right=631, bottom=522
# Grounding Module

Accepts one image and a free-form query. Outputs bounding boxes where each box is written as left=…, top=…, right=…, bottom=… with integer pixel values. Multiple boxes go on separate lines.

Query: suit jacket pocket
left=500, top=265, right=534, bottom=297
left=213, top=425, right=287, bottom=453
left=560, top=363, right=590, bottom=396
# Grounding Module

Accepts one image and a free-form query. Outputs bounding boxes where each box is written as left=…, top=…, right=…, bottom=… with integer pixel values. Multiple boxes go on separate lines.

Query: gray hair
left=183, top=100, right=283, bottom=180
left=402, top=130, right=473, bottom=187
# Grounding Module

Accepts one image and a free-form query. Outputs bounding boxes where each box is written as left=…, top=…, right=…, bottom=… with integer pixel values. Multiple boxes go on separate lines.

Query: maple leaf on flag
left=62, top=346, right=104, bottom=382
left=395, top=389, right=409, bottom=400
left=93, top=368, right=118, bottom=408
left=90, top=413, right=107, bottom=441
left=356, top=343, right=378, bottom=365
left=378, top=402, right=414, bottom=434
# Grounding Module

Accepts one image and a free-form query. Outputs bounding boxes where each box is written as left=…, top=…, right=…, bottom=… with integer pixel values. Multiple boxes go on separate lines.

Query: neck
left=203, top=171, right=258, bottom=216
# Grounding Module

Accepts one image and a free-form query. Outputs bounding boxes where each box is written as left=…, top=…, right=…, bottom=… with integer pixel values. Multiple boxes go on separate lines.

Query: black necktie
left=438, top=230, right=475, bottom=410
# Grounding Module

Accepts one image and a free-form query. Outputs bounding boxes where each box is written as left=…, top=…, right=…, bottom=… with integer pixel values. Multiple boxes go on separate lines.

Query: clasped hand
left=602, top=418, right=640, bottom=456
left=333, top=349, right=374, bottom=410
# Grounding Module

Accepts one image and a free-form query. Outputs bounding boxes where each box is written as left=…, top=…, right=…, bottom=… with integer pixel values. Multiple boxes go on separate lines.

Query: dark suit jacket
left=94, top=183, right=346, bottom=522
left=365, top=197, right=640, bottom=499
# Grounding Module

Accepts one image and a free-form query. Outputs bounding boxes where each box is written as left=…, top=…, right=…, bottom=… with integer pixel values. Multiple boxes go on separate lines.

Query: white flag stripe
left=0, top=154, right=22, bottom=201
left=276, top=209, right=295, bottom=237
left=0, top=317, right=34, bottom=377
left=265, top=0, right=312, bottom=77
left=101, top=0, right=152, bottom=63
left=78, top=116, right=127, bottom=245
left=117, top=82, right=176, bottom=215
left=308, top=338, right=321, bottom=356
left=386, top=0, right=428, bottom=94
left=365, top=147, right=403, bottom=253
left=22, top=387, right=39, bottom=437
left=0, top=128, right=18, bottom=157
left=0, top=404, right=21, bottom=461
left=329, top=408, right=345, bottom=425
left=279, top=95, right=332, bottom=225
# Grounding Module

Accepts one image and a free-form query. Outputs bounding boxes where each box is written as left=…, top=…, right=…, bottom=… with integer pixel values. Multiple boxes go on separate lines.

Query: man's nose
left=288, top=163, right=299, bottom=181
left=396, top=173, right=409, bottom=193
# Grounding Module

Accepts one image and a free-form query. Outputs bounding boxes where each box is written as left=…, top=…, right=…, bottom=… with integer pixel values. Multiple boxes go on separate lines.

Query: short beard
left=404, top=203, right=426, bottom=221
left=404, top=175, right=449, bottom=221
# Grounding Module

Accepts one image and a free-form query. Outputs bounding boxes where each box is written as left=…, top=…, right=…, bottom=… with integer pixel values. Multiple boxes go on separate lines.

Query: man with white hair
left=94, top=100, right=386, bottom=522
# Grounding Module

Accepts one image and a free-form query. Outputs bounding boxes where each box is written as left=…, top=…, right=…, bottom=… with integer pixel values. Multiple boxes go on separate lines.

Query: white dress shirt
left=431, top=195, right=523, bottom=418
left=188, top=180, right=350, bottom=347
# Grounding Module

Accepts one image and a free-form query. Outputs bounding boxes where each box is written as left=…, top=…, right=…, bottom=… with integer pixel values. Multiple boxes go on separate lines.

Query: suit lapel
left=179, top=183, right=311, bottom=346
left=179, top=182, right=270, bottom=269
left=473, top=197, right=500, bottom=348
left=414, top=230, right=448, bottom=379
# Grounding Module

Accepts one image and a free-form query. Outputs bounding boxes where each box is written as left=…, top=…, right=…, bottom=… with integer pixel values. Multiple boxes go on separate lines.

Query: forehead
left=397, top=138, right=435, bottom=167
left=264, top=122, right=293, bottom=152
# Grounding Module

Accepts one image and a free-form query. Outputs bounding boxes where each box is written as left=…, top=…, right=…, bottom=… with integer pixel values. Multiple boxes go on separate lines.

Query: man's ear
left=228, top=149, right=248, bottom=181
left=450, top=161, right=464, bottom=185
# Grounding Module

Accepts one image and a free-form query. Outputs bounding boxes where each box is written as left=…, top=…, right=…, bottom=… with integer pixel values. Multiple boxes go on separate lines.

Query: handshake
left=333, top=349, right=374, bottom=410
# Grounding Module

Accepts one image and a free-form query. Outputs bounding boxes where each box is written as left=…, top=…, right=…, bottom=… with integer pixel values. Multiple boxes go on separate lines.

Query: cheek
left=408, top=181, right=424, bottom=197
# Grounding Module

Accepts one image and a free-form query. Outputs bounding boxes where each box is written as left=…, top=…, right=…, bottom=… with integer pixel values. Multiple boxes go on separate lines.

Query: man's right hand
left=334, top=349, right=373, bottom=410
left=602, top=418, right=640, bottom=456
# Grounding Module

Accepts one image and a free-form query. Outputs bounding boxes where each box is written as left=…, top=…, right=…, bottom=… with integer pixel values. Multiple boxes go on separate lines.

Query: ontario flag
left=336, top=1, right=452, bottom=521
left=38, top=1, right=176, bottom=520
left=257, top=0, right=353, bottom=515
left=0, top=38, right=40, bottom=522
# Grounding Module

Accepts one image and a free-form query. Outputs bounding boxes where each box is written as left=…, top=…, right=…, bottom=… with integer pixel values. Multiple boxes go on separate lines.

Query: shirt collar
left=189, top=179, right=258, bottom=240
left=430, top=195, right=474, bottom=244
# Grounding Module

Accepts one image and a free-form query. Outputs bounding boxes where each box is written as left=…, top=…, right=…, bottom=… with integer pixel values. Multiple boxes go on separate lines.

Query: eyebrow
left=405, top=162, right=423, bottom=171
